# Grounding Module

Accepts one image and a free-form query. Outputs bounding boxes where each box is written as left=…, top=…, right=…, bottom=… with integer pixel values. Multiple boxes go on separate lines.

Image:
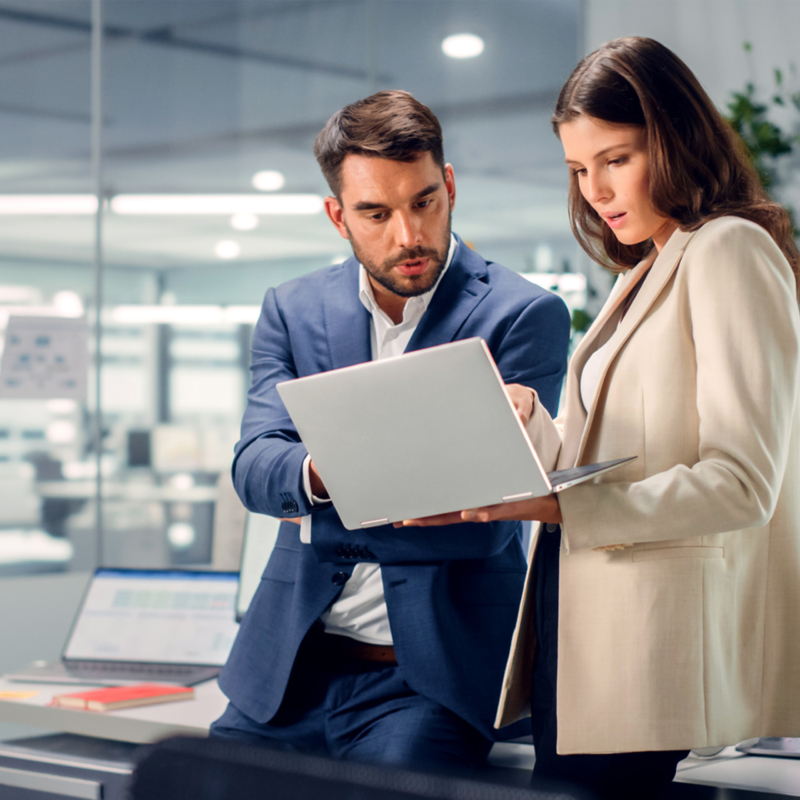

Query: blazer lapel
left=405, top=239, right=490, bottom=352
left=571, top=227, right=699, bottom=466
left=322, top=259, right=372, bottom=369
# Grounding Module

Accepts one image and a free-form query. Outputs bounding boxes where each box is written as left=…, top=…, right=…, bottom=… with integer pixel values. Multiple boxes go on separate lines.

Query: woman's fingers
left=395, top=511, right=466, bottom=527
left=504, top=384, right=535, bottom=426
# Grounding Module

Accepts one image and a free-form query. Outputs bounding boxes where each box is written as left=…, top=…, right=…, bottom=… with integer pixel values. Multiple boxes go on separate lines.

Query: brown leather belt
left=305, top=628, right=397, bottom=669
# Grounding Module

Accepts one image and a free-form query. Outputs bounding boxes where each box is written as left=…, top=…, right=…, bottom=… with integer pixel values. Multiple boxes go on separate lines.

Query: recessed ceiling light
left=442, top=33, right=484, bottom=59
left=109, top=194, right=322, bottom=215
left=252, top=170, right=286, bottom=191
left=231, top=212, right=259, bottom=231
left=215, top=240, right=241, bottom=260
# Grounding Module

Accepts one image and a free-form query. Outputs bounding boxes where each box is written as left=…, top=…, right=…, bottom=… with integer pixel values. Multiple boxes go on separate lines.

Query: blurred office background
left=0, top=0, right=799, bottom=584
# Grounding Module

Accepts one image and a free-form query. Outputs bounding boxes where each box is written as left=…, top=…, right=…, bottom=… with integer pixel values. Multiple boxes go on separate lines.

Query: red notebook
left=52, top=683, right=194, bottom=712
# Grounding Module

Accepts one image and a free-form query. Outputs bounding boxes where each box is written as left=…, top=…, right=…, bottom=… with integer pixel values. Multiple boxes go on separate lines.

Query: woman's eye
left=571, top=168, right=586, bottom=177
left=608, top=156, right=627, bottom=167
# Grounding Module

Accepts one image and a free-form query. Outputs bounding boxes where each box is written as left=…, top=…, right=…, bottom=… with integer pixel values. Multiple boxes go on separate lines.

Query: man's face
left=324, top=152, right=456, bottom=299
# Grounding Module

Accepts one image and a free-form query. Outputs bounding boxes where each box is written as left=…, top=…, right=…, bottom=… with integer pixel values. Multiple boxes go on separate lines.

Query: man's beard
left=346, top=215, right=451, bottom=298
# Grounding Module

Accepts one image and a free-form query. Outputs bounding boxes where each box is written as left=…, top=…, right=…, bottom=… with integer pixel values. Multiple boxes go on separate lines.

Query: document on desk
left=277, top=338, right=633, bottom=530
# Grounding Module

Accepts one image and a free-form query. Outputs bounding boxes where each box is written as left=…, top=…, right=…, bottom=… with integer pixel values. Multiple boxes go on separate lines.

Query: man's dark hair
left=314, top=90, right=445, bottom=197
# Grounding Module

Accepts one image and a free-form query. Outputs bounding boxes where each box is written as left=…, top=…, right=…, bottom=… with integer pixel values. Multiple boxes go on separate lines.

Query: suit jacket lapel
left=322, top=259, right=372, bottom=369
left=406, top=239, right=490, bottom=352
left=570, top=227, right=699, bottom=466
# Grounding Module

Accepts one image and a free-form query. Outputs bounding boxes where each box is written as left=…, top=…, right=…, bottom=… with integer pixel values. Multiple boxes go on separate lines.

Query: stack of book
left=52, top=684, right=194, bottom=712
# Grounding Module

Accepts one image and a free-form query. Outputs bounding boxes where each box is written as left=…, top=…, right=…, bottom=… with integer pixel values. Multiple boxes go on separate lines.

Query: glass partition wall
left=0, top=0, right=585, bottom=577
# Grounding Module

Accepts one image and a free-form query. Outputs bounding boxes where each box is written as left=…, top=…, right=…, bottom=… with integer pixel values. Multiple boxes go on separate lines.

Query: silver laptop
left=277, top=338, right=633, bottom=531
left=7, top=568, right=240, bottom=686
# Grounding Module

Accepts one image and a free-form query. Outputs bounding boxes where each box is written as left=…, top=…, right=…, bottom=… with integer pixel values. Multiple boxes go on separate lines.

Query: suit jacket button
left=335, top=546, right=345, bottom=558
left=332, top=572, right=350, bottom=586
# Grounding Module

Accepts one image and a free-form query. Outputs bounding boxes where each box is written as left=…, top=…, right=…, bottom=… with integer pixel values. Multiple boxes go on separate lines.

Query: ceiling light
left=0, top=195, right=98, bottom=214
left=52, top=291, right=84, bottom=317
left=230, top=212, right=259, bottom=231
left=110, top=194, right=322, bottom=215
left=442, top=33, right=485, bottom=59
left=223, top=306, right=261, bottom=324
left=252, top=170, right=286, bottom=191
left=107, top=305, right=262, bottom=325
left=0, top=286, right=41, bottom=304
left=167, top=522, right=196, bottom=549
left=110, top=306, right=226, bottom=325
left=47, top=420, right=77, bottom=444
left=215, top=240, right=241, bottom=260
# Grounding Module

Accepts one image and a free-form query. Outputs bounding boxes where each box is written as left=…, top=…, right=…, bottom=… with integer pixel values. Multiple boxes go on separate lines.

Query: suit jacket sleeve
left=232, top=287, right=312, bottom=518
left=559, top=221, right=800, bottom=552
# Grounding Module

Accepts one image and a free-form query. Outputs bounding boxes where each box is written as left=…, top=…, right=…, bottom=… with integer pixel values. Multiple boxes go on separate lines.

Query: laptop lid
left=235, top=513, right=281, bottom=622
left=62, top=568, right=240, bottom=667
left=277, top=338, right=554, bottom=531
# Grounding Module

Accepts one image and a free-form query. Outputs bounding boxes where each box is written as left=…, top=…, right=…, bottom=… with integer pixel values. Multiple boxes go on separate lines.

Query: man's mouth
left=395, top=258, right=430, bottom=276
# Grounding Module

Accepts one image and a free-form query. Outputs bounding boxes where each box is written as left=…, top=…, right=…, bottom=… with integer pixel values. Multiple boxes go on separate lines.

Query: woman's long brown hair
left=553, top=37, right=800, bottom=295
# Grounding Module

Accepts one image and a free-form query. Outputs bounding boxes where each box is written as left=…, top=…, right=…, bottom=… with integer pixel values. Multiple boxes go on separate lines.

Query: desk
left=0, top=678, right=226, bottom=744
left=0, top=677, right=799, bottom=798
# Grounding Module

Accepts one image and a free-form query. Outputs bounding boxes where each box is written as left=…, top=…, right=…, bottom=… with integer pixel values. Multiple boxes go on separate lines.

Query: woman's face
left=559, top=115, right=678, bottom=252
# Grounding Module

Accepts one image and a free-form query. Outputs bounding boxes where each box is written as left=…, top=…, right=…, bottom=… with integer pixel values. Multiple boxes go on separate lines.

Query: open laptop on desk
left=7, top=568, right=240, bottom=687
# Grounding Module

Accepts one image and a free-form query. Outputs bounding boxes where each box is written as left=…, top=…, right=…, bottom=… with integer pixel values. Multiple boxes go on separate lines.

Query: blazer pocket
left=261, top=546, right=297, bottom=583
left=632, top=546, right=724, bottom=562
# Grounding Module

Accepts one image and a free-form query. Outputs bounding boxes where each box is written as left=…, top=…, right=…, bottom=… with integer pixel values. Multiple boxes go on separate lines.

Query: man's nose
left=392, top=211, right=422, bottom=248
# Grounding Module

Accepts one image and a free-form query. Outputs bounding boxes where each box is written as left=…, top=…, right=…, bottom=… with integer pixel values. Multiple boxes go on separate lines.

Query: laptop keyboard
left=65, top=662, right=197, bottom=678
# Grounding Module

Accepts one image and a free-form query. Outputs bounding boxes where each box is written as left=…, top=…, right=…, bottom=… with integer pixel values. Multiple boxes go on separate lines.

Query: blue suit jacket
left=220, top=237, right=571, bottom=739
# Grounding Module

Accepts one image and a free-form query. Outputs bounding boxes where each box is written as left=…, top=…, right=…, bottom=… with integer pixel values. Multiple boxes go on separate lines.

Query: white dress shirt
left=298, top=235, right=456, bottom=644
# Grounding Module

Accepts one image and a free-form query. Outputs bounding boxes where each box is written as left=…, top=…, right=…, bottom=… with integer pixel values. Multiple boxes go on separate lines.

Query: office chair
left=130, top=735, right=590, bottom=800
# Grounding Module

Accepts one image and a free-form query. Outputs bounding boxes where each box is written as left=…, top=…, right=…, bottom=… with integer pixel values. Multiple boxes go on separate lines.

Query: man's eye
left=416, top=199, right=431, bottom=208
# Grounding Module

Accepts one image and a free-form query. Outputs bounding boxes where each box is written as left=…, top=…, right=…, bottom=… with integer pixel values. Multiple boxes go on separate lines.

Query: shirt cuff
left=300, top=515, right=311, bottom=544
left=302, top=454, right=329, bottom=505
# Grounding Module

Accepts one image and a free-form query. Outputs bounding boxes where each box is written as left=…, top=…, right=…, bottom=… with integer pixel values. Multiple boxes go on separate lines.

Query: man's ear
left=444, top=163, right=456, bottom=212
left=324, top=196, right=350, bottom=240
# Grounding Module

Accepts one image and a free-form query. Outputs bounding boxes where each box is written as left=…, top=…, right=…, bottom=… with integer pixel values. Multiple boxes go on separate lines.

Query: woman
left=403, top=37, right=800, bottom=798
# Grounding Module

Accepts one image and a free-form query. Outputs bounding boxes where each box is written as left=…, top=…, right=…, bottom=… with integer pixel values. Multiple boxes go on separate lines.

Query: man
left=212, top=91, right=570, bottom=771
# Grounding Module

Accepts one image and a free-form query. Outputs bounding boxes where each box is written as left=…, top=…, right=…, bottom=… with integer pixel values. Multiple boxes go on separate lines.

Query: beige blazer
left=496, top=216, right=800, bottom=754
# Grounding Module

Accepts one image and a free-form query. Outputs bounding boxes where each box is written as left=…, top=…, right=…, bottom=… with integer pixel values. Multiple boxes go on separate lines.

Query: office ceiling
left=0, top=0, right=581, bottom=286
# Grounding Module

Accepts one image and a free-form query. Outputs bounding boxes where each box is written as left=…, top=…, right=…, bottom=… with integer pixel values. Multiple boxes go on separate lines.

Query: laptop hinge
left=502, top=492, right=533, bottom=502
left=361, top=518, right=389, bottom=528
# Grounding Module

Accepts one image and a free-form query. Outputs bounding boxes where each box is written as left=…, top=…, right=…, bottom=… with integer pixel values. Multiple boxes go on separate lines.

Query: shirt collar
left=358, top=233, right=456, bottom=323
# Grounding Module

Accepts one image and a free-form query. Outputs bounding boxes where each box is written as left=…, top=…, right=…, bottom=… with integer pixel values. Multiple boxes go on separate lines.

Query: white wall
left=584, top=0, right=800, bottom=108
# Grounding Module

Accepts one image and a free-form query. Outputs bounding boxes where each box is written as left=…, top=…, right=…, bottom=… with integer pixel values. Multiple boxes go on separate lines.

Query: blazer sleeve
left=231, top=287, right=312, bottom=518
left=525, top=395, right=564, bottom=472
left=559, top=221, right=800, bottom=552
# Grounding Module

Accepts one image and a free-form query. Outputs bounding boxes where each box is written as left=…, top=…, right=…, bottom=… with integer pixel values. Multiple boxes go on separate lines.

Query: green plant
left=724, top=42, right=800, bottom=232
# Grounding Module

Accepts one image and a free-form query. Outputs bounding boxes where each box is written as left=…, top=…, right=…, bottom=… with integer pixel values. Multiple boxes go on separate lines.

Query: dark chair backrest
left=130, top=736, right=588, bottom=800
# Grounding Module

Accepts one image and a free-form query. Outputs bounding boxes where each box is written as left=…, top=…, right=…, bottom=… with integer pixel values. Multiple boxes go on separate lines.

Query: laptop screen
left=64, top=569, right=240, bottom=666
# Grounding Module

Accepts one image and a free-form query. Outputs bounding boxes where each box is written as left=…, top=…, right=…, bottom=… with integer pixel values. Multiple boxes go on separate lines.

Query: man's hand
left=309, top=460, right=329, bottom=500
left=505, top=384, right=536, bottom=426
left=397, top=494, right=562, bottom=527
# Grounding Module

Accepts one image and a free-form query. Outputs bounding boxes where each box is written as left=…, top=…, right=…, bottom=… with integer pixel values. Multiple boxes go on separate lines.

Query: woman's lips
left=395, top=258, right=430, bottom=276
left=604, top=212, right=627, bottom=230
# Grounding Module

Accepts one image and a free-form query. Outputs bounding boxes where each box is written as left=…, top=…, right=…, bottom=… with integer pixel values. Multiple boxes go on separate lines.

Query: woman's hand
left=505, top=384, right=536, bottom=426
left=396, top=494, right=562, bottom=527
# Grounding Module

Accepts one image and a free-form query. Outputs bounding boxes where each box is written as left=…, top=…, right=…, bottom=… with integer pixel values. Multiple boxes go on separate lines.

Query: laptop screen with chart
left=63, top=569, right=239, bottom=666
